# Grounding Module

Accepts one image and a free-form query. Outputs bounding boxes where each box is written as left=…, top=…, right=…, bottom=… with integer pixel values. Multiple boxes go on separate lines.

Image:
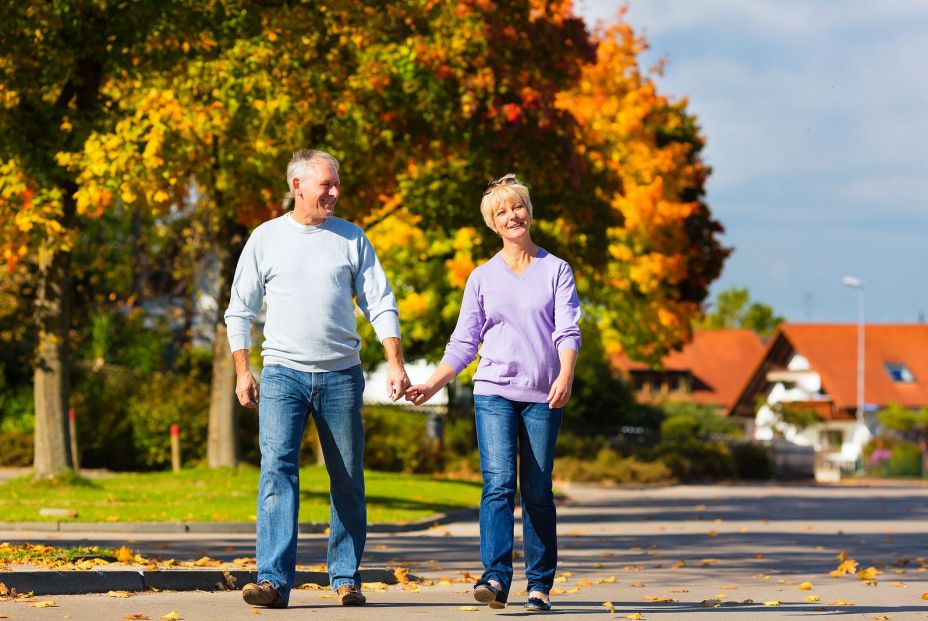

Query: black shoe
left=525, top=596, right=552, bottom=612
left=242, top=581, right=286, bottom=608
left=473, top=581, right=507, bottom=609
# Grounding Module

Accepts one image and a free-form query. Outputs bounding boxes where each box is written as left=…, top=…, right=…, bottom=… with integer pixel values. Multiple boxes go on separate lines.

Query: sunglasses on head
left=483, top=173, right=517, bottom=195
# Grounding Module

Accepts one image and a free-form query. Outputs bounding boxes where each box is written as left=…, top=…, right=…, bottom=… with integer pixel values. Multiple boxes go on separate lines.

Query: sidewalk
left=2, top=483, right=928, bottom=620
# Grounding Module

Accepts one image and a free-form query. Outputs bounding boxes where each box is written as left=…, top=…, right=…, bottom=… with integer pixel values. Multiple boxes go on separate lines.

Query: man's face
left=297, top=161, right=340, bottom=223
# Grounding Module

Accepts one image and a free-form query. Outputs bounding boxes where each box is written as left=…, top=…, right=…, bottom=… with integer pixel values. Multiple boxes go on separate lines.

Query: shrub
left=555, top=448, right=673, bottom=484
left=655, top=438, right=737, bottom=481
left=886, top=442, right=923, bottom=477
left=126, top=372, right=209, bottom=468
left=731, top=442, right=774, bottom=480
left=0, top=430, right=33, bottom=466
left=361, top=405, right=442, bottom=473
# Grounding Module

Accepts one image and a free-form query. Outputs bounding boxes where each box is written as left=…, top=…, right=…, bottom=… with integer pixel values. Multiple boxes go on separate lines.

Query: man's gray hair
left=286, top=149, right=339, bottom=193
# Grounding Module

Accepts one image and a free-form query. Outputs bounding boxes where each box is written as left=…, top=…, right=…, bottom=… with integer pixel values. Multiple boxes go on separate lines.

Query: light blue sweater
left=224, top=214, right=401, bottom=372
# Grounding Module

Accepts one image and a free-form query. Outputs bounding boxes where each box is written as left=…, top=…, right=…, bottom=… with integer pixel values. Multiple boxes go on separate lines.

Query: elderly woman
left=406, top=173, right=581, bottom=612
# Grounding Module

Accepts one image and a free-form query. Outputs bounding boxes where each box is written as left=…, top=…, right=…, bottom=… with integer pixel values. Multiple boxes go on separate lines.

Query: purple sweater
left=440, top=248, right=582, bottom=403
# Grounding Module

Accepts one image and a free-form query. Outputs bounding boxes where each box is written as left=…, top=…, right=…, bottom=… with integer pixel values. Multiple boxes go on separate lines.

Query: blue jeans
left=474, top=395, right=562, bottom=598
left=256, top=364, right=366, bottom=604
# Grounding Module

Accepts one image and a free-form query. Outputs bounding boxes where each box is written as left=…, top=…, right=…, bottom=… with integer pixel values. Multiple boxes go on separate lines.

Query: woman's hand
left=546, top=371, right=574, bottom=409
left=405, top=382, right=441, bottom=405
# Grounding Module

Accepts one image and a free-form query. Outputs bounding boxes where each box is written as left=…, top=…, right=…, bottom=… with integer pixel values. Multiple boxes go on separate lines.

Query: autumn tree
left=0, top=1, right=222, bottom=477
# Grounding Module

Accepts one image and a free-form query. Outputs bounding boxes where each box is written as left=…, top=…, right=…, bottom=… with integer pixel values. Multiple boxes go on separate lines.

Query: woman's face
left=493, top=198, right=531, bottom=241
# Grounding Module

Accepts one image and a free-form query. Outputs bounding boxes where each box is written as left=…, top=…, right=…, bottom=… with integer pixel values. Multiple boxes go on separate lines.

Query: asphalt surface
left=2, top=483, right=928, bottom=620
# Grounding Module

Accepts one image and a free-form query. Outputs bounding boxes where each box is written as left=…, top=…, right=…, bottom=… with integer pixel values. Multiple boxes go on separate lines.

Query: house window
left=820, top=429, right=844, bottom=449
left=884, top=362, right=915, bottom=383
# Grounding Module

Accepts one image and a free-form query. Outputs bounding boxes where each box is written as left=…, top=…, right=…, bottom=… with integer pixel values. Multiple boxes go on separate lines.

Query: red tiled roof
left=779, top=324, right=928, bottom=410
left=612, top=329, right=766, bottom=410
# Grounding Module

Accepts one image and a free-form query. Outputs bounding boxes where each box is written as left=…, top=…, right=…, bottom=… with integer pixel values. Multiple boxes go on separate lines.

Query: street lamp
left=841, top=276, right=865, bottom=425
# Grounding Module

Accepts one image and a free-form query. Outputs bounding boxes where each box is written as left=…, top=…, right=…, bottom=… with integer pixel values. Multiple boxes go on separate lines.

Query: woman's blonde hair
left=479, top=173, right=533, bottom=234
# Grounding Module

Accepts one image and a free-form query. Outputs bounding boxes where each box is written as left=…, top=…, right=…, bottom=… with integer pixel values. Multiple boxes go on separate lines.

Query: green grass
left=0, top=466, right=481, bottom=523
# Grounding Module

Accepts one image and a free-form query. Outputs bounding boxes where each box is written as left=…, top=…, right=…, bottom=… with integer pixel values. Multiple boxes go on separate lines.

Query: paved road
left=2, top=483, right=928, bottom=620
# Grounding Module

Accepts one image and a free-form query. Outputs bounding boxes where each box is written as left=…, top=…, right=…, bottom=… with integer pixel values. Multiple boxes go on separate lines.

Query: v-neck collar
left=496, top=248, right=546, bottom=280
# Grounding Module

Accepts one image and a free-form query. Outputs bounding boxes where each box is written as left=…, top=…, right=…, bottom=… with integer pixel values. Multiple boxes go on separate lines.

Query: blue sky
left=577, top=1, right=928, bottom=323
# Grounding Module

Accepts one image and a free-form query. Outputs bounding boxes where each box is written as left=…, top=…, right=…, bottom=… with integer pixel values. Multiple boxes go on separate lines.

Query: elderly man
left=225, top=149, right=410, bottom=608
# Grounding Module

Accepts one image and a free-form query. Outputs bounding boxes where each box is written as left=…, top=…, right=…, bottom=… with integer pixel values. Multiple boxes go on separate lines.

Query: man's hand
left=385, top=363, right=411, bottom=402
left=546, top=371, right=573, bottom=409
left=236, top=370, right=260, bottom=408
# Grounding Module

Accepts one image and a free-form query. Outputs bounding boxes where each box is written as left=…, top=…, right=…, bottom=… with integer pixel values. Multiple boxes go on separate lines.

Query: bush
left=361, top=405, right=442, bottom=473
left=126, top=372, right=210, bottom=468
left=555, top=448, right=673, bottom=484
left=886, top=442, right=923, bottom=477
left=0, top=430, right=33, bottom=466
left=731, top=442, right=774, bottom=480
left=655, top=438, right=737, bottom=481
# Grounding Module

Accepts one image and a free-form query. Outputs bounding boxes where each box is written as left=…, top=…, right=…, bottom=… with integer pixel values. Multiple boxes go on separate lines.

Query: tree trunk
left=206, top=178, right=249, bottom=467
left=207, top=322, right=239, bottom=467
left=33, top=239, right=73, bottom=478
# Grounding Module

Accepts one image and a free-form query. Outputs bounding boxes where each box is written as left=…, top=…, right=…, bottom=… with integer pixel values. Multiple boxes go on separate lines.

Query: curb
left=0, top=568, right=412, bottom=596
left=0, top=508, right=478, bottom=535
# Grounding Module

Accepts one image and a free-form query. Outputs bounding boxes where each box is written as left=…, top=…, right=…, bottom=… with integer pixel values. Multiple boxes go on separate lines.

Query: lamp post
left=841, top=276, right=865, bottom=425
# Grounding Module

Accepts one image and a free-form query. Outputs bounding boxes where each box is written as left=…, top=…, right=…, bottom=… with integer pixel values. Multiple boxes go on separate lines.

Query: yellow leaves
left=624, top=613, right=645, bottom=620
left=116, top=545, right=135, bottom=562
left=762, top=600, right=782, bottom=606
left=394, top=567, right=411, bottom=584
left=31, top=600, right=58, bottom=607
left=125, top=615, right=150, bottom=620
left=805, top=595, right=820, bottom=602
left=595, top=575, right=617, bottom=584
left=602, top=601, right=615, bottom=614
left=107, top=590, right=133, bottom=598
left=159, top=612, right=182, bottom=621
left=643, top=595, right=675, bottom=602
left=831, top=558, right=859, bottom=577
left=799, top=581, right=813, bottom=590
left=857, top=566, right=882, bottom=580
left=459, top=606, right=479, bottom=612
left=921, top=592, right=928, bottom=600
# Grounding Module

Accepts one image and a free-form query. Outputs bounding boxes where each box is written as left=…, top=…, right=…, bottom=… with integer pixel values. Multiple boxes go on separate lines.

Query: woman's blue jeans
left=474, top=395, right=562, bottom=599
left=256, top=364, right=366, bottom=604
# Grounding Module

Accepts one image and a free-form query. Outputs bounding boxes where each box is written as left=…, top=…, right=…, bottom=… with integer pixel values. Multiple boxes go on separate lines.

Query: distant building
left=611, top=329, right=766, bottom=415
left=730, top=324, right=928, bottom=470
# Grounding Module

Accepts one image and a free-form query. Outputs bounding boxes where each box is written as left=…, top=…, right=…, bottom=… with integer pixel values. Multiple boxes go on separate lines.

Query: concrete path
left=2, top=482, right=928, bottom=620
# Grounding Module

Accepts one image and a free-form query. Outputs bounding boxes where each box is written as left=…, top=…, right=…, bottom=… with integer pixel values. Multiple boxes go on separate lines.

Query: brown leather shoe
left=242, top=581, right=285, bottom=608
left=337, top=584, right=366, bottom=606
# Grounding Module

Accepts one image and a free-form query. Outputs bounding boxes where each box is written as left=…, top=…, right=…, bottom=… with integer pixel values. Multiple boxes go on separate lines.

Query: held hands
left=404, top=382, right=440, bottom=406
left=546, top=371, right=574, bottom=409
left=236, top=370, right=260, bottom=408
left=385, top=363, right=411, bottom=402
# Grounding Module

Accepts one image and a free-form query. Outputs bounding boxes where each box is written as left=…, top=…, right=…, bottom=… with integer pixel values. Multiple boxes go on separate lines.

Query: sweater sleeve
left=553, top=262, right=582, bottom=353
left=440, top=272, right=485, bottom=374
left=224, top=232, right=265, bottom=352
left=354, top=232, right=401, bottom=342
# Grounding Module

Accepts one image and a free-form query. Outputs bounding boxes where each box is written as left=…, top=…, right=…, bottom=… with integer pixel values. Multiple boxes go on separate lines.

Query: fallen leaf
left=0, top=583, right=7, bottom=597
left=874, top=615, right=890, bottom=620
left=549, top=588, right=566, bottom=595
left=318, top=593, right=339, bottom=598
left=595, top=575, right=617, bottom=584
left=31, top=600, right=58, bottom=608
left=857, top=567, right=882, bottom=580
left=160, top=612, right=182, bottom=621
left=459, top=606, right=479, bottom=611
left=700, top=558, right=721, bottom=565
left=251, top=609, right=261, bottom=616
left=643, top=595, right=675, bottom=602
left=116, top=546, right=135, bottom=563
left=625, top=614, right=645, bottom=620
left=922, top=593, right=928, bottom=600
left=630, top=582, right=645, bottom=588
left=297, top=583, right=325, bottom=590
left=602, top=601, right=615, bottom=614
left=831, top=559, right=859, bottom=577
left=763, top=600, right=781, bottom=606
left=668, top=588, right=689, bottom=593
left=394, top=567, right=410, bottom=584
left=827, top=600, right=855, bottom=606
left=799, top=581, right=813, bottom=590
left=720, top=585, right=738, bottom=590
left=708, top=531, right=718, bottom=538
left=805, top=595, right=821, bottom=602
left=888, top=581, right=906, bottom=587
left=193, top=556, right=215, bottom=567
left=554, top=575, right=568, bottom=583
left=838, top=550, right=848, bottom=561
left=108, top=590, right=132, bottom=598
left=124, top=615, right=150, bottom=620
